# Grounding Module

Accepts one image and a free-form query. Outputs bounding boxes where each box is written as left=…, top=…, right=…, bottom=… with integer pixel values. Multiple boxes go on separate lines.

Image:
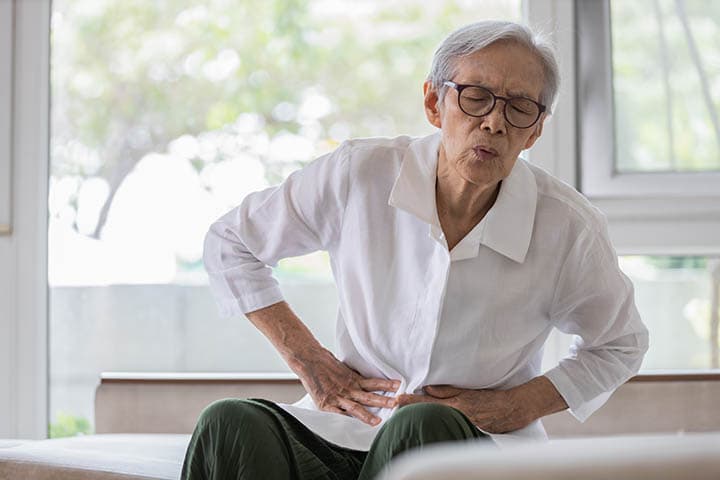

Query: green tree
left=49, top=412, right=92, bottom=438
left=52, top=0, right=518, bottom=238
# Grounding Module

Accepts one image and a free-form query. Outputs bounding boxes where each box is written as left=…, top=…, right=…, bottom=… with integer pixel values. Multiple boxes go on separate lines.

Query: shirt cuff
left=215, top=285, right=285, bottom=317
left=543, top=366, right=613, bottom=423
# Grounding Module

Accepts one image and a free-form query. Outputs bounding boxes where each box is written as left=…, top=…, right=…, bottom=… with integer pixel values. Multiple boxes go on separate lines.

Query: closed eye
left=511, top=106, right=532, bottom=115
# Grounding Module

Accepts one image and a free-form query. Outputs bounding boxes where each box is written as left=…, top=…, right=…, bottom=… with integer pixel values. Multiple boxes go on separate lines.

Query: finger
left=325, top=405, right=347, bottom=416
left=337, top=397, right=382, bottom=426
left=423, top=385, right=463, bottom=398
left=359, top=377, right=402, bottom=392
left=396, top=393, right=444, bottom=407
left=350, top=390, right=397, bottom=408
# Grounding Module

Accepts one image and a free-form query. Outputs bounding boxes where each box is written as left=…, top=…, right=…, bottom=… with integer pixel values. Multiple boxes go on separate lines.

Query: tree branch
left=653, top=0, right=676, bottom=169
left=675, top=0, right=720, bottom=153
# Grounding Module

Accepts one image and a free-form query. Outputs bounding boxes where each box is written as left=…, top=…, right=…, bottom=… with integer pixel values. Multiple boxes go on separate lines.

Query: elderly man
left=182, top=20, right=649, bottom=480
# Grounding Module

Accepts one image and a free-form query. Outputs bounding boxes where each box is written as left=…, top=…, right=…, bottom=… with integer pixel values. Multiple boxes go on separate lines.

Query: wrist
left=285, top=343, right=331, bottom=376
left=506, top=386, right=540, bottom=425
left=508, top=376, right=568, bottom=423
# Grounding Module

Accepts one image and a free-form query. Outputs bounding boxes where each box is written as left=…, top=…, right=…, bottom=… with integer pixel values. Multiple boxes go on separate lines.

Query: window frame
left=0, top=0, right=50, bottom=439
left=578, top=0, right=720, bottom=197
left=577, top=0, right=720, bottom=255
left=0, top=0, right=12, bottom=236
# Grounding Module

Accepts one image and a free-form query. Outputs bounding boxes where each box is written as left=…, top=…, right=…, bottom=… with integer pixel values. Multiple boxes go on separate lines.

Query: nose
left=479, top=101, right=507, bottom=135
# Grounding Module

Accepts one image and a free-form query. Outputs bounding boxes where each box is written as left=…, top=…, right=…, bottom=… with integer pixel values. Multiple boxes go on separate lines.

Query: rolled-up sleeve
left=543, top=221, right=650, bottom=422
left=203, top=142, right=351, bottom=317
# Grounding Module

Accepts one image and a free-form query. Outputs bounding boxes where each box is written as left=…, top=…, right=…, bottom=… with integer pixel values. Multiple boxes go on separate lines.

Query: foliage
left=49, top=412, right=93, bottom=438
left=644, top=256, right=708, bottom=269
left=51, top=0, right=518, bottom=238
left=611, top=0, right=720, bottom=172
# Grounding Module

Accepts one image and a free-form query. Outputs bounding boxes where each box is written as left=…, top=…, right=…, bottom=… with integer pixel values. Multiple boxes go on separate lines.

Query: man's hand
left=396, top=385, right=533, bottom=434
left=292, top=347, right=400, bottom=426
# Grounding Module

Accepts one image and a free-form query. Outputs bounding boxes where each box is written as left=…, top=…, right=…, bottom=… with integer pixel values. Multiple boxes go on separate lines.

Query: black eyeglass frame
left=443, top=81, right=546, bottom=129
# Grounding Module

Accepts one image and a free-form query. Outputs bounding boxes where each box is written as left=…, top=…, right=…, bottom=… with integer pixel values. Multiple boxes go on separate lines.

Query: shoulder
left=295, top=135, right=417, bottom=197
left=341, top=135, right=415, bottom=163
left=339, top=135, right=417, bottom=181
left=526, top=161, right=607, bottom=236
left=311, top=135, right=415, bottom=174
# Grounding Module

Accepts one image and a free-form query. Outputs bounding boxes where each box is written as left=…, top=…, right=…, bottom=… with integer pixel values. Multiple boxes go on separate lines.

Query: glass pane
left=620, top=256, right=719, bottom=370
left=49, top=0, right=521, bottom=437
left=611, top=0, right=720, bottom=173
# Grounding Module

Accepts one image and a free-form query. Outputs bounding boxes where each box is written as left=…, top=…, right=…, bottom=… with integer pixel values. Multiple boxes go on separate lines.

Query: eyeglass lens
left=459, top=86, right=539, bottom=128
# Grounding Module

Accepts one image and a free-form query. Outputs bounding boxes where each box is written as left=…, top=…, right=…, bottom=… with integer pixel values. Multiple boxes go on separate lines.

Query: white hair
left=428, top=21, right=560, bottom=113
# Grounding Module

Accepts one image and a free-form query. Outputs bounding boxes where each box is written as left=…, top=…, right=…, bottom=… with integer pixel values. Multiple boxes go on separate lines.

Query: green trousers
left=180, top=398, right=493, bottom=480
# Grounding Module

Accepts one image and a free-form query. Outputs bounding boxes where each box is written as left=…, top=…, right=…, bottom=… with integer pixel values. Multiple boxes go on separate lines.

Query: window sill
left=100, top=370, right=720, bottom=384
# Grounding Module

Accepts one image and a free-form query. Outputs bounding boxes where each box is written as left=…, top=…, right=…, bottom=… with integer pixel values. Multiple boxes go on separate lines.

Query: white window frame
left=0, top=0, right=50, bottom=439
left=577, top=0, right=720, bottom=255
left=0, top=0, right=12, bottom=236
left=524, top=0, right=577, bottom=188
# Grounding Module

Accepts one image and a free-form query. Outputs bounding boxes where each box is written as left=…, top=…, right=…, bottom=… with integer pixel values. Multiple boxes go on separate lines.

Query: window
left=36, top=0, right=719, bottom=441
left=621, top=255, right=720, bottom=370
left=579, top=0, right=720, bottom=196
left=49, top=0, right=522, bottom=436
left=613, top=1, right=720, bottom=174
left=576, top=0, right=720, bottom=374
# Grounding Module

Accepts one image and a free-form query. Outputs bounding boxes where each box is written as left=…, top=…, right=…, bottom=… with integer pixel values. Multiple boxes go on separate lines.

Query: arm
left=509, top=375, right=568, bottom=422
left=204, top=143, right=399, bottom=425
left=397, top=222, right=646, bottom=432
left=542, top=224, right=649, bottom=422
left=246, top=301, right=398, bottom=426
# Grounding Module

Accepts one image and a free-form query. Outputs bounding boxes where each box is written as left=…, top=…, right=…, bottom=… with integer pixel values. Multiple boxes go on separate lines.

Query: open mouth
left=472, top=145, right=499, bottom=161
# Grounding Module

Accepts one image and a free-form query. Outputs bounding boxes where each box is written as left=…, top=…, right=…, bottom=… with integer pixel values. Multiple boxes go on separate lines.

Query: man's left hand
left=395, top=385, right=534, bottom=434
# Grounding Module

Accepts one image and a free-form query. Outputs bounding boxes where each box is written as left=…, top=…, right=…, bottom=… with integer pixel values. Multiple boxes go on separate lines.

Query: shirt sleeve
left=202, top=141, right=351, bottom=317
left=543, top=218, right=650, bottom=422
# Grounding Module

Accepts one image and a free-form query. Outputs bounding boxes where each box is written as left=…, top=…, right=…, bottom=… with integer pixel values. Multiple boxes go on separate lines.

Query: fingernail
left=372, top=418, right=381, bottom=426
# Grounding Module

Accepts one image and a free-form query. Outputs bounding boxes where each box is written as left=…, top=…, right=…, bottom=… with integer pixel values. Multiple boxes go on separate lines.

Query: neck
left=435, top=168, right=500, bottom=225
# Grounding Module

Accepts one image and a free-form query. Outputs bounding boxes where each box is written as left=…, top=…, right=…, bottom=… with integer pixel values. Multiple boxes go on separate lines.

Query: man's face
left=424, top=41, right=547, bottom=187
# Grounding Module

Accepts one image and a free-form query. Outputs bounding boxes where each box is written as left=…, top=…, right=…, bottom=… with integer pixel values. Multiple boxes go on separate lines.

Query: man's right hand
left=290, top=347, right=400, bottom=426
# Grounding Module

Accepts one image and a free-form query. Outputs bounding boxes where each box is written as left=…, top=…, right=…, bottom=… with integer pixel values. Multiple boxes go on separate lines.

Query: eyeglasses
left=443, top=81, right=546, bottom=129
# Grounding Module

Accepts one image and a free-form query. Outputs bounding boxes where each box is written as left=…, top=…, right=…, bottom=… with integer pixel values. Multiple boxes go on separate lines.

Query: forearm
left=247, top=301, right=398, bottom=424
left=245, top=301, right=327, bottom=374
left=509, top=375, right=569, bottom=423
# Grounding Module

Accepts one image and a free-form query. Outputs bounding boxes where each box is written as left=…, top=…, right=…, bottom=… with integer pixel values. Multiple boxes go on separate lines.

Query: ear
left=423, top=81, right=443, bottom=129
left=523, top=113, right=547, bottom=150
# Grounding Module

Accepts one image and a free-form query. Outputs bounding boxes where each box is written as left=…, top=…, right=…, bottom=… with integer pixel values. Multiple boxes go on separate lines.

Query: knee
left=185, top=399, right=292, bottom=477
left=389, top=402, right=463, bottom=434
left=196, top=398, right=269, bottom=432
left=395, top=402, right=461, bottom=424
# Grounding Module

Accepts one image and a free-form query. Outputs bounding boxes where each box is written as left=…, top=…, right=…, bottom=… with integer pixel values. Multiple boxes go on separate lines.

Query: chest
left=436, top=206, right=492, bottom=252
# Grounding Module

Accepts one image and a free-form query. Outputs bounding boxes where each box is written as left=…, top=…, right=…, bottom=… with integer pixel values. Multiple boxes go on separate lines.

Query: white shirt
left=203, top=132, right=649, bottom=450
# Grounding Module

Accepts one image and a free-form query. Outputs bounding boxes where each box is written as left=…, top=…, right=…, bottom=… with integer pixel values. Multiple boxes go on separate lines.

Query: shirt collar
left=388, top=132, right=441, bottom=226
left=388, top=132, right=538, bottom=264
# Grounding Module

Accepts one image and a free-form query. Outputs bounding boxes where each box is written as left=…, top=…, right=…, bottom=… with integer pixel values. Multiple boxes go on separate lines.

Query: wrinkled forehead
left=450, top=40, right=545, bottom=99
